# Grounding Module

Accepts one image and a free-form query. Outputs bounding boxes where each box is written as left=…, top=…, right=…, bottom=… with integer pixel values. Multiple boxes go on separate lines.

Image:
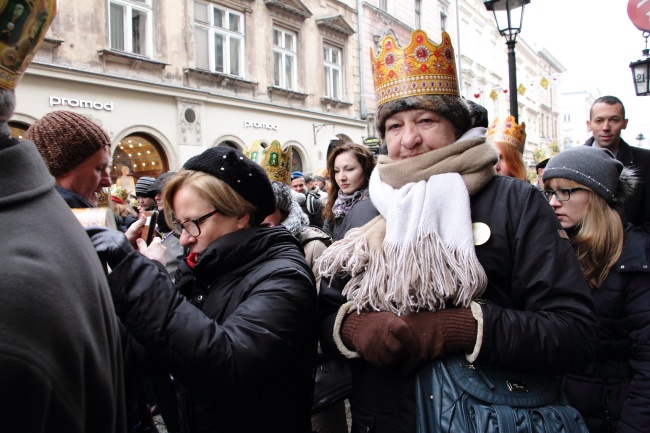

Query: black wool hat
left=149, top=171, right=177, bottom=194
left=184, top=147, right=276, bottom=223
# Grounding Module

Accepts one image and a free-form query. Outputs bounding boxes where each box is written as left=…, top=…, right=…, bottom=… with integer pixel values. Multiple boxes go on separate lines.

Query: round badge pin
left=472, top=222, right=491, bottom=246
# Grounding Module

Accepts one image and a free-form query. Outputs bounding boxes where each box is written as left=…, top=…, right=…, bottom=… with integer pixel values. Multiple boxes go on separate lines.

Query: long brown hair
left=545, top=178, right=624, bottom=288
left=323, top=143, right=376, bottom=224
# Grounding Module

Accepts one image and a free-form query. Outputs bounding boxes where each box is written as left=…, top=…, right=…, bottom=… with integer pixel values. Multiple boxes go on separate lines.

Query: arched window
left=111, top=133, right=168, bottom=184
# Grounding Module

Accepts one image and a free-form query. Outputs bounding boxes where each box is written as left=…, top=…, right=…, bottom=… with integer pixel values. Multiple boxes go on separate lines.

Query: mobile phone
left=141, top=210, right=159, bottom=245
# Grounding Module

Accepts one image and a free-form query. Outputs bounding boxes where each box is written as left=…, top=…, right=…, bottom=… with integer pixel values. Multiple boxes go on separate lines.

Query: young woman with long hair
left=543, top=146, right=650, bottom=433
left=322, top=142, right=376, bottom=240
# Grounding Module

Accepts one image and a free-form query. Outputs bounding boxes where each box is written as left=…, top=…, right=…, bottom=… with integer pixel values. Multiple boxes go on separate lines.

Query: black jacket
left=584, top=137, right=650, bottom=231
left=563, top=225, right=650, bottom=433
left=109, top=226, right=317, bottom=433
left=319, top=175, right=599, bottom=433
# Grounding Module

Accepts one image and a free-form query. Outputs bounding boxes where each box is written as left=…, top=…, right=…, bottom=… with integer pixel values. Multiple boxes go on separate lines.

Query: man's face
left=291, top=177, right=306, bottom=194
left=587, top=102, right=628, bottom=151
left=138, top=196, right=156, bottom=213
left=57, top=145, right=111, bottom=206
left=314, top=179, right=326, bottom=189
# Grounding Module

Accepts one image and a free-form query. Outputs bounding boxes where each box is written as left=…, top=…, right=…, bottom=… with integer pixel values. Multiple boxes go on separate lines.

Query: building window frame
left=108, top=0, right=153, bottom=57
left=273, top=27, right=297, bottom=90
left=193, top=1, right=245, bottom=77
left=323, top=44, right=342, bottom=100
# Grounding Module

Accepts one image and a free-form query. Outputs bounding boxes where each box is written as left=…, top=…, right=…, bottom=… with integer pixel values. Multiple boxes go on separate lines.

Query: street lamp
left=630, top=32, right=650, bottom=97
left=636, top=133, right=645, bottom=147
left=484, top=0, right=530, bottom=122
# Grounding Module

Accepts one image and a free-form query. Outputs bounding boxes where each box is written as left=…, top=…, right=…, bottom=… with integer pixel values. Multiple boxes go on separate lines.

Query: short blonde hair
left=162, top=170, right=256, bottom=228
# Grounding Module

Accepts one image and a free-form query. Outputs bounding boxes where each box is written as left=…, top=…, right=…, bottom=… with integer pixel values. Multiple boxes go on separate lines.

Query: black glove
left=86, top=227, right=134, bottom=269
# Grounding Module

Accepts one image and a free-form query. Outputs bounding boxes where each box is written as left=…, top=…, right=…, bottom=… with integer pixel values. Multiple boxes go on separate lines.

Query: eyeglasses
left=543, top=187, right=588, bottom=202
left=172, top=209, right=219, bottom=237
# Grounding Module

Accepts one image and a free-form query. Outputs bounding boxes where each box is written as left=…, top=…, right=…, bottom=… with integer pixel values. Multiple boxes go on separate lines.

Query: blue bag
left=415, top=355, right=589, bottom=433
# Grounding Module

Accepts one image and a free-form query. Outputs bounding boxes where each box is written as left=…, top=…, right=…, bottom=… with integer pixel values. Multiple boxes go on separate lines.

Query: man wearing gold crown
left=317, top=29, right=597, bottom=432
left=0, top=1, right=127, bottom=432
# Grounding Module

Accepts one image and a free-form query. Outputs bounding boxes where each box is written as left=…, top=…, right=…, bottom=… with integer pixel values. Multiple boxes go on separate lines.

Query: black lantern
left=630, top=32, right=650, bottom=97
left=484, top=0, right=530, bottom=126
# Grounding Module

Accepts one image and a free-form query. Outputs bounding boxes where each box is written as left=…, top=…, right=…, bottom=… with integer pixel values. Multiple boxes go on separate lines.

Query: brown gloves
left=402, top=307, right=478, bottom=365
left=340, top=310, right=419, bottom=369
left=339, top=307, right=478, bottom=371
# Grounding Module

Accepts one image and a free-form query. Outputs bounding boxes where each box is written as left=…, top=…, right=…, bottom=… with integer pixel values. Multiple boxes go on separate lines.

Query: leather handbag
left=415, top=355, right=589, bottom=433
left=312, top=353, right=352, bottom=413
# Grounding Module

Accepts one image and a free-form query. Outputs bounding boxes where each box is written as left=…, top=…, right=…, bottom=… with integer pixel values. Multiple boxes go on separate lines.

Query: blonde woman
left=543, top=146, right=650, bottom=433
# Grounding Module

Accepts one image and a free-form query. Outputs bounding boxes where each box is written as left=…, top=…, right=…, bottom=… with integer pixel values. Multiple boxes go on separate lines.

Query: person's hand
left=124, top=214, right=146, bottom=246
left=401, top=308, right=477, bottom=366
left=340, top=310, right=419, bottom=369
left=136, top=237, right=167, bottom=265
left=87, top=227, right=135, bottom=269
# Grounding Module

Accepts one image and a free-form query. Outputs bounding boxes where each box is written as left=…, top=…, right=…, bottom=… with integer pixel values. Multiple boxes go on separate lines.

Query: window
left=273, top=28, right=297, bottom=90
left=323, top=45, right=342, bottom=99
left=109, top=0, right=152, bottom=56
left=378, top=0, right=387, bottom=12
left=194, top=1, right=244, bottom=76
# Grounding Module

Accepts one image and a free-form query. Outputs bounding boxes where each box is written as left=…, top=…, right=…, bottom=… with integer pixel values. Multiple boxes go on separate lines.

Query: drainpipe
left=357, top=0, right=367, bottom=120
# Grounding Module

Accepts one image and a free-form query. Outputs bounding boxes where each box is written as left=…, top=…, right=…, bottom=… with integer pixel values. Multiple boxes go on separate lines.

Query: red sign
left=628, top=0, right=650, bottom=31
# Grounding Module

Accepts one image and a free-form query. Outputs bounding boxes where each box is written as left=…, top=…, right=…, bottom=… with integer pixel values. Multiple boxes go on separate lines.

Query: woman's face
left=545, top=179, right=590, bottom=230
left=172, top=185, right=246, bottom=255
left=384, top=109, right=457, bottom=160
left=334, top=151, right=366, bottom=195
left=493, top=142, right=512, bottom=177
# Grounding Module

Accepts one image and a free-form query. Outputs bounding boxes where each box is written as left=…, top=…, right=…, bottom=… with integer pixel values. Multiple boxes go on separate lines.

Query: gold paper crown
left=370, top=30, right=459, bottom=107
left=245, top=140, right=293, bottom=184
left=486, top=116, right=527, bottom=152
left=96, top=188, right=109, bottom=207
left=533, top=141, right=561, bottom=166
left=0, top=0, right=57, bottom=90
left=111, top=185, right=130, bottom=203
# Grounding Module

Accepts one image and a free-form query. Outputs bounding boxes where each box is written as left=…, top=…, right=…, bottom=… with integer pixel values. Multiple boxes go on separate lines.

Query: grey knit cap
left=542, top=146, right=623, bottom=204
left=135, top=176, right=156, bottom=197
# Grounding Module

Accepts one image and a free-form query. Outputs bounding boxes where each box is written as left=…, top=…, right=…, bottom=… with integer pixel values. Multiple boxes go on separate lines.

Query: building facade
left=14, top=0, right=568, bottom=183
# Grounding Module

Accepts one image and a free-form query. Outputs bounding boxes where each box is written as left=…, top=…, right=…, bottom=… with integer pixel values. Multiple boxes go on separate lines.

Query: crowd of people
left=2, top=4, right=649, bottom=433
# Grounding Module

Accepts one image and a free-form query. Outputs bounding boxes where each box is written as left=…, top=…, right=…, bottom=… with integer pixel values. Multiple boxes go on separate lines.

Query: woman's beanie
left=27, top=110, right=111, bottom=177
left=183, top=147, right=276, bottom=223
left=542, top=146, right=623, bottom=204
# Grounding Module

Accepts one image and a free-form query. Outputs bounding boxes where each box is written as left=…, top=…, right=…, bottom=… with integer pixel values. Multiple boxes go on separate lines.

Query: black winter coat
left=319, top=175, right=599, bottom=433
left=563, top=225, right=650, bottom=433
left=109, top=226, right=318, bottom=433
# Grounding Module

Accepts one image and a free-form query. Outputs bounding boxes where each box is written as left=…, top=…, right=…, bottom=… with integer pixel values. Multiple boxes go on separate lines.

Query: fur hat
left=184, top=147, right=276, bottom=223
left=375, top=95, right=473, bottom=139
left=135, top=176, right=156, bottom=198
left=27, top=111, right=111, bottom=177
left=543, top=146, right=637, bottom=205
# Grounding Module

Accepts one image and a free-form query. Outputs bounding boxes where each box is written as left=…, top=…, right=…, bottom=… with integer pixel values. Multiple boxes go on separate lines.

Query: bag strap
left=494, top=405, right=517, bottom=433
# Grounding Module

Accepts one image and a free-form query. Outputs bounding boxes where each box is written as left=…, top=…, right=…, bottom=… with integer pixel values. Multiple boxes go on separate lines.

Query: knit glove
left=340, top=310, right=419, bottom=369
left=401, top=307, right=478, bottom=367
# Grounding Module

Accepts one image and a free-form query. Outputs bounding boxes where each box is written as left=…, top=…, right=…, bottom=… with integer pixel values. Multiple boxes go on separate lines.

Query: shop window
left=111, top=133, right=167, bottom=185
left=291, top=152, right=303, bottom=174
left=9, top=121, right=29, bottom=140
left=194, top=1, right=244, bottom=77
left=109, top=0, right=152, bottom=57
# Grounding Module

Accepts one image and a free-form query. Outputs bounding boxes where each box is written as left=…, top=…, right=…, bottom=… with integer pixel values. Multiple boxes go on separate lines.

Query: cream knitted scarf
left=318, top=128, right=497, bottom=315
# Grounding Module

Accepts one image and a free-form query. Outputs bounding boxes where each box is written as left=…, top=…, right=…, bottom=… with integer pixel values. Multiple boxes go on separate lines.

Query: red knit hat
left=27, top=111, right=112, bottom=177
